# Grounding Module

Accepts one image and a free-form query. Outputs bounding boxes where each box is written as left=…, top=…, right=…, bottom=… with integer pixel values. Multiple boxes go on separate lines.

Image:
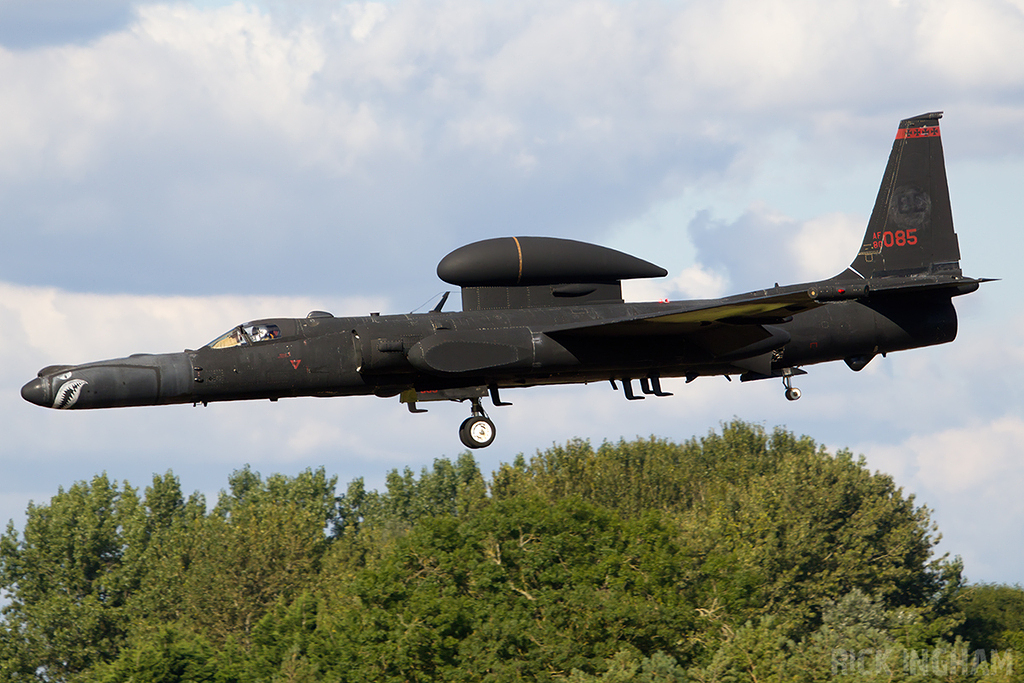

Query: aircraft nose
left=21, top=377, right=48, bottom=407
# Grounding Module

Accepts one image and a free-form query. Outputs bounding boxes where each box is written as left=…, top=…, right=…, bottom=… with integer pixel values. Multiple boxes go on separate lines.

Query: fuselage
left=20, top=288, right=959, bottom=411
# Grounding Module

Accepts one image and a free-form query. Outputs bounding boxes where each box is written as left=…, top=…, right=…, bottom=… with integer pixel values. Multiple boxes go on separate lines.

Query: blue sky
left=1, top=0, right=1022, bottom=585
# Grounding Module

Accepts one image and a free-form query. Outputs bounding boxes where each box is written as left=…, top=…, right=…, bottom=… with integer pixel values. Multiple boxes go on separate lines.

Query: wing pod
left=437, top=236, right=666, bottom=286
left=438, top=236, right=667, bottom=311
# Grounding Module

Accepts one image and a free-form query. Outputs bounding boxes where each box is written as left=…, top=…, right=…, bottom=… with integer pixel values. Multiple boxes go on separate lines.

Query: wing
left=541, top=287, right=826, bottom=376
left=545, top=286, right=823, bottom=335
left=638, top=290, right=819, bottom=325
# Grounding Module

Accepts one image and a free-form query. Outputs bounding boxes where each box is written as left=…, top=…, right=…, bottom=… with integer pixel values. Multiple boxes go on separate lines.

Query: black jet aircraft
left=22, top=113, right=989, bottom=448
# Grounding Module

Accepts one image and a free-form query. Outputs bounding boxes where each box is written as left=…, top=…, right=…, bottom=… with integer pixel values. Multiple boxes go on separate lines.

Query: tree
left=277, top=496, right=698, bottom=682
left=121, top=473, right=208, bottom=627
left=668, top=425, right=954, bottom=637
left=0, top=475, right=144, bottom=681
left=140, top=467, right=337, bottom=645
left=335, top=454, right=489, bottom=536
left=957, top=583, right=1024, bottom=652
left=90, top=626, right=218, bottom=683
left=0, top=423, right=979, bottom=682
left=567, top=650, right=689, bottom=682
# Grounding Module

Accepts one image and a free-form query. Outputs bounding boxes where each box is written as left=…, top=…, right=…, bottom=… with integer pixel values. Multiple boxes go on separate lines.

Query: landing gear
left=400, top=386, right=507, bottom=448
left=782, top=370, right=801, bottom=401
left=459, top=398, right=496, bottom=449
left=460, top=416, right=495, bottom=449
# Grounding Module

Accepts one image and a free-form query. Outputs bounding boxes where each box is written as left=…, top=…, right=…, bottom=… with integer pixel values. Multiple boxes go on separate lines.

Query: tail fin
left=843, top=112, right=962, bottom=280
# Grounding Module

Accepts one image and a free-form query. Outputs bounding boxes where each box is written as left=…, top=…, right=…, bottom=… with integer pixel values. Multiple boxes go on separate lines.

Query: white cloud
left=5, top=0, right=1024, bottom=183
left=918, top=0, right=1024, bottom=88
left=0, top=281, right=386, bottom=370
left=792, top=212, right=865, bottom=281
left=669, top=264, right=730, bottom=299
left=855, top=413, right=1024, bottom=581
left=346, top=2, right=388, bottom=43
left=620, top=263, right=729, bottom=302
left=862, top=416, right=1024, bottom=497
left=913, top=417, right=1024, bottom=496
left=686, top=203, right=866, bottom=292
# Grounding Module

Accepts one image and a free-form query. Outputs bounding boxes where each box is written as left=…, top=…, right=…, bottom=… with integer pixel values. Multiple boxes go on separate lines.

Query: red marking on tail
left=896, top=126, right=940, bottom=140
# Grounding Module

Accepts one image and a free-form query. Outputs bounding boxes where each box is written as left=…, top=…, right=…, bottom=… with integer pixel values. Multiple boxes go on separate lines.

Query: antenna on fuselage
left=430, top=291, right=450, bottom=313
left=409, top=291, right=450, bottom=314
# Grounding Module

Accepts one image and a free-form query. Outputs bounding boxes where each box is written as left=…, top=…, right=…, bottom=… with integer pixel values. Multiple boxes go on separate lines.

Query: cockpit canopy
left=207, top=322, right=283, bottom=349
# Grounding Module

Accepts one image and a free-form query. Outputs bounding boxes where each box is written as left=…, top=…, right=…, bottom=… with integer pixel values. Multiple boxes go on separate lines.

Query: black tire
left=459, top=416, right=496, bottom=449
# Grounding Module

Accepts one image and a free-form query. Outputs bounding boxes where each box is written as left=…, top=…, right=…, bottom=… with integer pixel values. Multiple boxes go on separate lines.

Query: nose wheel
left=459, top=398, right=496, bottom=449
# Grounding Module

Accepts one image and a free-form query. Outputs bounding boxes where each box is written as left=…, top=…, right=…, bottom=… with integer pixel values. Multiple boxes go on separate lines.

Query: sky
left=1, top=0, right=1022, bottom=585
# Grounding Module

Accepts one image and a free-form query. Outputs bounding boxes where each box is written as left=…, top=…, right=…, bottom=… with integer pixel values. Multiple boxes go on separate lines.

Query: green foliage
left=690, top=615, right=800, bottom=682
left=957, top=584, right=1024, bottom=651
left=0, top=474, right=143, bottom=680
left=491, top=435, right=711, bottom=515
left=2, top=421, right=1007, bottom=683
left=567, top=650, right=689, bottom=682
left=91, top=626, right=218, bottom=683
left=335, top=453, right=488, bottom=536
left=137, top=467, right=335, bottom=645
left=1, top=467, right=338, bottom=681
left=676, top=437, right=948, bottom=630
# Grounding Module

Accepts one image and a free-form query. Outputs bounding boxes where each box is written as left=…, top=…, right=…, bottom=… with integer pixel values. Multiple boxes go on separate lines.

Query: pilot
left=250, top=326, right=280, bottom=342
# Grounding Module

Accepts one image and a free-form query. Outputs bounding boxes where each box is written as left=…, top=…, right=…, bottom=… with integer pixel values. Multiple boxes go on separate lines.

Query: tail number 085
left=872, top=229, right=917, bottom=249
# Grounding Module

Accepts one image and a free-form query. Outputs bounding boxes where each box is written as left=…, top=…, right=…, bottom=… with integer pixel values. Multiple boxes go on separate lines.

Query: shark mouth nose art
left=52, top=379, right=88, bottom=409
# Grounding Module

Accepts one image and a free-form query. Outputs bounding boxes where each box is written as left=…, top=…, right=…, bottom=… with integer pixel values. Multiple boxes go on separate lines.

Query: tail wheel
left=459, top=416, right=496, bottom=449
left=782, top=370, right=802, bottom=401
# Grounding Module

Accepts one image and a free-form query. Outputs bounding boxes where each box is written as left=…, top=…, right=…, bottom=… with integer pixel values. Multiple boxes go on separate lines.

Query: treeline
left=0, top=420, right=1021, bottom=682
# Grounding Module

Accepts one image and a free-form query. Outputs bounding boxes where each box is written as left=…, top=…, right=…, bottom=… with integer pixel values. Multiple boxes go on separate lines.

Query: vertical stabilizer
left=845, top=112, right=961, bottom=280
